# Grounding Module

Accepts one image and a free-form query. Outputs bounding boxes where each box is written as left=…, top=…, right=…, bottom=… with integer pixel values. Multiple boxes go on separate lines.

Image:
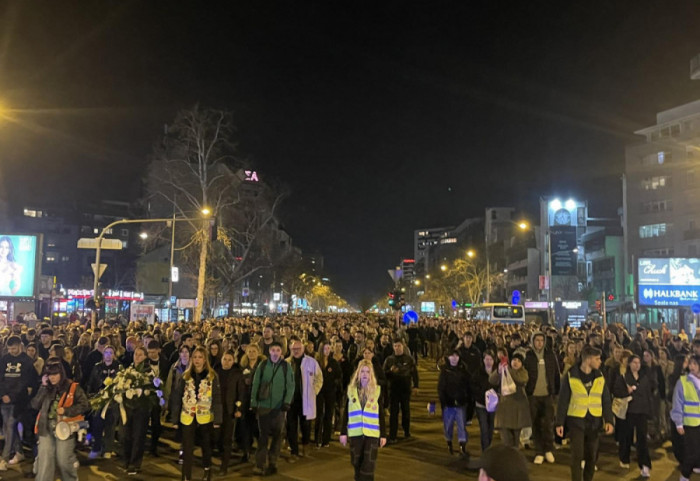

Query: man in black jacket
left=457, top=331, right=481, bottom=423
left=524, top=331, right=560, bottom=465
left=383, top=340, right=419, bottom=443
left=556, top=345, right=614, bottom=481
left=0, top=336, right=38, bottom=468
left=145, top=340, right=169, bottom=456
left=438, top=350, right=470, bottom=457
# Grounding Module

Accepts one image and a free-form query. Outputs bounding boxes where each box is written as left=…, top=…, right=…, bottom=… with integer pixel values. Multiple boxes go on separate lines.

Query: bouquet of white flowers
left=89, top=365, right=165, bottom=423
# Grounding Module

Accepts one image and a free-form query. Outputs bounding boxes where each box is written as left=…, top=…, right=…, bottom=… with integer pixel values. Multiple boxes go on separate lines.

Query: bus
left=470, top=303, right=525, bottom=325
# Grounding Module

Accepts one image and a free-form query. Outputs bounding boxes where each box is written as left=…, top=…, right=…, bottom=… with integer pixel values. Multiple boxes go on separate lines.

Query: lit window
left=639, top=223, right=671, bottom=238
left=61, top=256, right=70, bottom=262
left=23, top=209, right=37, bottom=217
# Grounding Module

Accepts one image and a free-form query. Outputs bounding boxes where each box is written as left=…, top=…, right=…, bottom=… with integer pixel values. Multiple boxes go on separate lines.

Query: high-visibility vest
left=566, top=372, right=604, bottom=418
left=680, top=375, right=700, bottom=427
left=347, top=385, right=381, bottom=438
left=180, top=377, right=214, bottom=425
left=34, top=382, right=84, bottom=434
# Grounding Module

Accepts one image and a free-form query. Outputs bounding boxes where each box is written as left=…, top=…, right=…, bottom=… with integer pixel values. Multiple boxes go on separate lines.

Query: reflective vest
left=34, top=382, right=84, bottom=434
left=347, top=385, right=381, bottom=438
left=680, top=375, right=700, bottom=427
left=180, top=377, right=214, bottom=425
left=566, top=372, right=604, bottom=418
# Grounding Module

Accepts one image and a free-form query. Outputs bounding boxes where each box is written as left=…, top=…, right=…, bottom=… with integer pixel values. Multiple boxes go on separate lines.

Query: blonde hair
left=183, top=346, right=216, bottom=382
left=349, top=360, right=378, bottom=404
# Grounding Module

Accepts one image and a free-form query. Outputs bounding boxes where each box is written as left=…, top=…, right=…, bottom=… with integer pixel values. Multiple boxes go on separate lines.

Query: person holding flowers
left=171, top=346, right=223, bottom=481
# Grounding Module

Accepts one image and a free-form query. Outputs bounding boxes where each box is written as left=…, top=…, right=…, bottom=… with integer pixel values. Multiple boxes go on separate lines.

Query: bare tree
left=145, top=105, right=238, bottom=321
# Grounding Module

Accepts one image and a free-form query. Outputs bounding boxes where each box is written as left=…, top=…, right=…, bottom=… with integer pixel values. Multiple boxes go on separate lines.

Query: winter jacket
left=457, top=344, right=482, bottom=373
left=286, top=354, right=323, bottom=420
left=86, top=360, right=120, bottom=395
left=438, top=360, right=471, bottom=408
left=216, top=364, right=242, bottom=414
left=0, top=352, right=39, bottom=414
left=31, top=381, right=89, bottom=436
left=250, top=358, right=295, bottom=412
left=612, top=368, right=656, bottom=417
left=470, top=367, right=496, bottom=407
left=383, top=353, right=419, bottom=391
left=234, top=355, right=265, bottom=415
left=489, top=365, right=530, bottom=429
left=524, top=346, right=560, bottom=396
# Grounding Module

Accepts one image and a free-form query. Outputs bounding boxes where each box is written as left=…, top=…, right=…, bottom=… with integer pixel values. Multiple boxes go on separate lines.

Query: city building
left=414, top=226, right=454, bottom=276
left=504, top=226, right=541, bottom=302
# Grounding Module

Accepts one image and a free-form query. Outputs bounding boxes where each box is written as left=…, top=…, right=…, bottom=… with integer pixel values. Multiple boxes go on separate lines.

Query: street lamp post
left=91, top=211, right=210, bottom=329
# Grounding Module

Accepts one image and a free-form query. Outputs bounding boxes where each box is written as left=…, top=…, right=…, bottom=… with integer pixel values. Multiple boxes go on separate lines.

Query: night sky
left=2, top=1, right=700, bottom=303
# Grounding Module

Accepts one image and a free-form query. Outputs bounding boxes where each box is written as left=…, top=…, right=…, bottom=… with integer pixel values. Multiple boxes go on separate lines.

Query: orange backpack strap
left=59, top=382, right=78, bottom=409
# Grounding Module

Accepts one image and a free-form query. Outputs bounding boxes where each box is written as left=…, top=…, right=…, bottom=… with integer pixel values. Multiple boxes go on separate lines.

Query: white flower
left=117, top=380, right=124, bottom=390
left=126, top=380, right=132, bottom=388
left=114, top=394, right=123, bottom=404
left=102, top=392, right=109, bottom=399
left=144, top=389, right=151, bottom=396
left=125, top=389, right=135, bottom=400
left=243, top=369, right=250, bottom=375
left=135, top=388, right=143, bottom=397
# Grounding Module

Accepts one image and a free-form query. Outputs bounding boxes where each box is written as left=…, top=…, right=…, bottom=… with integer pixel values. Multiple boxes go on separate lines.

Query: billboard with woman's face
left=0, top=235, right=38, bottom=298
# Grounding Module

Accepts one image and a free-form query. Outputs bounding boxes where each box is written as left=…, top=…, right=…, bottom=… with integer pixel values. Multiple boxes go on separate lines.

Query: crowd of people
left=0, top=313, right=698, bottom=481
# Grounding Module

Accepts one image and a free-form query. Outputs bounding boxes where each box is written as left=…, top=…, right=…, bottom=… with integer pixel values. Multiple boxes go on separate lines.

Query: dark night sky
left=2, top=1, right=700, bottom=303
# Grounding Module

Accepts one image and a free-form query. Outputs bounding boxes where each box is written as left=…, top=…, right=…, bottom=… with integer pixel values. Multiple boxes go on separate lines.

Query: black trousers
left=286, top=401, right=310, bottom=455
left=529, top=395, right=555, bottom=454
left=389, top=387, right=411, bottom=439
left=148, top=405, right=162, bottom=452
left=568, top=423, right=600, bottom=481
left=315, top=390, right=336, bottom=445
left=256, top=410, right=285, bottom=470
left=671, top=415, right=685, bottom=464
left=349, top=436, right=379, bottom=481
left=123, top=407, right=149, bottom=470
left=238, top=410, right=258, bottom=454
left=181, top=420, right=214, bottom=480
left=475, top=406, right=495, bottom=452
left=680, top=425, right=700, bottom=479
left=618, top=412, right=651, bottom=468
left=90, top=405, right=118, bottom=454
left=216, top=410, right=235, bottom=468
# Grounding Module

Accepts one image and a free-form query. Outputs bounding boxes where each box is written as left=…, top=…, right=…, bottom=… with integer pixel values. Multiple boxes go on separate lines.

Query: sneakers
left=533, top=455, right=544, bottom=465
left=544, top=452, right=555, bottom=463
left=0, top=459, right=8, bottom=471
left=9, top=453, right=25, bottom=465
left=641, top=465, right=650, bottom=478
left=694, top=468, right=700, bottom=474
left=103, top=452, right=112, bottom=460
left=88, top=450, right=100, bottom=460
left=681, top=476, right=690, bottom=481
left=619, top=461, right=630, bottom=469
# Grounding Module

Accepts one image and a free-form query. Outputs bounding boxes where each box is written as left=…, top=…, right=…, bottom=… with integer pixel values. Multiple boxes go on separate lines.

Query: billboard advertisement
left=0, top=235, right=39, bottom=298
left=550, top=226, right=577, bottom=276
left=554, top=300, right=588, bottom=329
left=638, top=258, right=700, bottom=307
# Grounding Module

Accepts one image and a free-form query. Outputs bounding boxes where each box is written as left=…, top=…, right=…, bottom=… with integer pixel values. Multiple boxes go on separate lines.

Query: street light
left=440, top=264, right=447, bottom=272
left=467, top=249, right=475, bottom=259
left=414, top=279, right=421, bottom=286
left=91, top=211, right=210, bottom=328
left=201, top=207, right=212, bottom=216
left=139, top=232, right=148, bottom=240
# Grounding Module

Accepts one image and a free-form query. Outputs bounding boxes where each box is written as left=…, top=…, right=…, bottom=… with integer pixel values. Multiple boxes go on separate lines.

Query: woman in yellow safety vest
left=171, top=346, right=222, bottom=481
left=671, top=354, right=700, bottom=481
left=340, top=360, right=386, bottom=481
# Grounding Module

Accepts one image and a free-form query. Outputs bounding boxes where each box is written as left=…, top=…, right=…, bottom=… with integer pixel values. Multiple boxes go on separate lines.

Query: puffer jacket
left=438, top=360, right=471, bottom=408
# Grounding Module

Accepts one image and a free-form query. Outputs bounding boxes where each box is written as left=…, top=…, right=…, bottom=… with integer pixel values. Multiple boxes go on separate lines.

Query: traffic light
left=607, top=293, right=615, bottom=302
left=595, top=300, right=601, bottom=312
left=388, top=292, right=396, bottom=307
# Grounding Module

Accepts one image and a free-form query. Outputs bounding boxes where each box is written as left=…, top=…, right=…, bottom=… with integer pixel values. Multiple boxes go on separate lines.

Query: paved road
left=0, top=358, right=684, bottom=480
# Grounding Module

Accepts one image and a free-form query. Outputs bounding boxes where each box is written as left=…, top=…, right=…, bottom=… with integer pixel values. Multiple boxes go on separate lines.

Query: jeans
left=256, top=410, right=285, bottom=470
left=442, top=406, right=466, bottom=443
left=528, top=395, right=555, bottom=454
left=475, top=406, right=495, bottom=452
left=36, top=434, right=78, bottom=481
left=619, top=413, right=651, bottom=468
left=1, top=404, right=20, bottom=461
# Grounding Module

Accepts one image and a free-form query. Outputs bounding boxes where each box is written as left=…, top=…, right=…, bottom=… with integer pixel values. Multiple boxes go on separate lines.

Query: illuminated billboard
left=638, top=258, right=700, bottom=307
left=0, top=235, right=39, bottom=298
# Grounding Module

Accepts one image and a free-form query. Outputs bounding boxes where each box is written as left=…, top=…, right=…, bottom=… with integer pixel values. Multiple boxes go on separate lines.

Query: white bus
left=471, top=303, right=525, bottom=325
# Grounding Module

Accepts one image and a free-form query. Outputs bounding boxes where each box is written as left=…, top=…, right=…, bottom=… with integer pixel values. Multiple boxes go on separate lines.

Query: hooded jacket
left=524, top=333, right=560, bottom=396
left=438, top=359, right=471, bottom=408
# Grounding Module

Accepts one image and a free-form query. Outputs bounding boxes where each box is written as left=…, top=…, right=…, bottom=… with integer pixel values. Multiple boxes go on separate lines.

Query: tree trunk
left=194, top=221, right=209, bottom=321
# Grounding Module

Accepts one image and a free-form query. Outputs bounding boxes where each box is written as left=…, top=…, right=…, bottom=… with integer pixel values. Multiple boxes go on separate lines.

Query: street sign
left=388, top=269, right=403, bottom=282
left=242, top=287, right=249, bottom=297
left=171, top=266, right=179, bottom=283
left=91, top=263, right=107, bottom=280
left=78, top=238, right=123, bottom=250
left=511, top=290, right=521, bottom=305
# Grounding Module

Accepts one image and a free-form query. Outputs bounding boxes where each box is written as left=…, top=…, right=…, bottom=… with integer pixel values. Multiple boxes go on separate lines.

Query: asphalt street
left=0, top=358, right=685, bottom=480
